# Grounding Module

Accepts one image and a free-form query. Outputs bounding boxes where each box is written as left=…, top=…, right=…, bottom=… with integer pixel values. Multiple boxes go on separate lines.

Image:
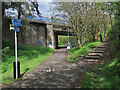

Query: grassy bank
left=67, top=41, right=102, bottom=62
left=77, top=52, right=120, bottom=88
left=2, top=39, right=54, bottom=84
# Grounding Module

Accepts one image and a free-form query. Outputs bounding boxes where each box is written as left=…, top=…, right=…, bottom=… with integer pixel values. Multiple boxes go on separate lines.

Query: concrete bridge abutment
left=46, top=24, right=56, bottom=49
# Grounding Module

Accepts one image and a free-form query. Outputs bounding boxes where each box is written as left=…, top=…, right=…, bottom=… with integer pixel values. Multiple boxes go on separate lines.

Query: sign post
left=11, top=18, right=21, bottom=79
left=15, top=31, right=18, bottom=79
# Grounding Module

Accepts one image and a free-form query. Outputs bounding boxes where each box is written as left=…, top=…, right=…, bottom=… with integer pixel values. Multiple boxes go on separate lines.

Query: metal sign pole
left=11, top=18, right=21, bottom=79
left=15, top=31, right=18, bottom=79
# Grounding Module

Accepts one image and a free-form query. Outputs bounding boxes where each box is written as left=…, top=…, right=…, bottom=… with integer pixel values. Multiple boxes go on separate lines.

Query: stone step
left=87, top=55, right=101, bottom=57
left=93, top=48, right=105, bottom=50
left=92, top=46, right=106, bottom=48
left=94, top=48, right=106, bottom=50
left=88, top=53, right=103, bottom=56
left=92, top=50, right=104, bottom=53
left=85, top=55, right=100, bottom=59
left=83, top=59, right=99, bottom=62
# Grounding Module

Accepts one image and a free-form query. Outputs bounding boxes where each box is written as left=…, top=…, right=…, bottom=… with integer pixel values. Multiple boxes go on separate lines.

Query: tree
left=51, top=2, right=112, bottom=48
left=30, top=0, right=41, bottom=17
left=2, top=1, right=41, bottom=19
left=107, top=2, right=120, bottom=54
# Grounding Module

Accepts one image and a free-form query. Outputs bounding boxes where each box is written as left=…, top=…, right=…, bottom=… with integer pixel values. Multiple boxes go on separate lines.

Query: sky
left=38, top=2, right=54, bottom=18
left=5, top=1, right=55, bottom=18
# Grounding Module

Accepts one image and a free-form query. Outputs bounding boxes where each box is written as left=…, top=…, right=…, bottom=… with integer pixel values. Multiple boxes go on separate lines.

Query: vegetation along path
left=3, top=43, right=106, bottom=88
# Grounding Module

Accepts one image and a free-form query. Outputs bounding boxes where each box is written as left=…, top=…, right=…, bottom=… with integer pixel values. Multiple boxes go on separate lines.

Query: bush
left=2, top=38, right=14, bottom=49
left=67, top=55, right=77, bottom=62
left=1, top=63, right=8, bottom=73
left=2, top=47, right=10, bottom=57
left=68, top=47, right=79, bottom=54
left=18, top=50, right=39, bottom=59
left=2, top=39, right=54, bottom=73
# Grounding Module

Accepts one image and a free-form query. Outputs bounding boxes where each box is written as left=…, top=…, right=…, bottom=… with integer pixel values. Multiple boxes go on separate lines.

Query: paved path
left=3, top=43, right=106, bottom=88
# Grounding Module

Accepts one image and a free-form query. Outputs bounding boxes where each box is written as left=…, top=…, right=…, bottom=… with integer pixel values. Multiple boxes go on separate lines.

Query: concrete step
left=85, top=55, right=100, bottom=59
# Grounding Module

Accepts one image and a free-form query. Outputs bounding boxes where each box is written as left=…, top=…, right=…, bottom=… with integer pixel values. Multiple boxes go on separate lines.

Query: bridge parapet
left=53, top=24, right=73, bottom=31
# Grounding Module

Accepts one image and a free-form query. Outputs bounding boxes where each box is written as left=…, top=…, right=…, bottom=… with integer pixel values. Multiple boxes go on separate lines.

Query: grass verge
left=2, top=39, right=54, bottom=84
left=77, top=52, right=120, bottom=88
left=67, top=41, right=102, bottom=62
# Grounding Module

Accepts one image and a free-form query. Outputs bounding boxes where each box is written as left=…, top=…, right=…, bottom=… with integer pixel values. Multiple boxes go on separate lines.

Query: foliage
left=58, top=35, right=77, bottom=47
left=107, top=2, right=120, bottom=57
left=2, top=1, right=41, bottom=18
left=58, top=35, right=68, bottom=45
left=58, top=43, right=64, bottom=47
left=67, top=41, right=101, bottom=62
left=2, top=47, right=10, bottom=57
left=51, top=2, right=109, bottom=46
left=2, top=39, right=54, bottom=83
left=2, top=38, right=14, bottom=49
left=78, top=52, right=120, bottom=88
left=77, top=2, right=120, bottom=88
left=68, top=47, right=79, bottom=54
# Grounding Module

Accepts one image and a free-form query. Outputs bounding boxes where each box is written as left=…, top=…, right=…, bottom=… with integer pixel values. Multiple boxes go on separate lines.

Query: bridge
left=2, top=18, right=75, bottom=49
left=32, top=20, right=74, bottom=49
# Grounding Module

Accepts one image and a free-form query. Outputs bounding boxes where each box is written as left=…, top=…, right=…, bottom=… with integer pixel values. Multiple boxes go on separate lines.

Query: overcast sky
left=38, top=2, right=53, bottom=18
left=5, top=1, right=55, bottom=18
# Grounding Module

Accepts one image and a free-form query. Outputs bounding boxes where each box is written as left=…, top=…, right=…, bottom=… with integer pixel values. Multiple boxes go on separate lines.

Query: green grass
left=2, top=39, right=54, bottom=84
left=58, top=44, right=64, bottom=47
left=68, top=47, right=79, bottom=54
left=78, top=52, right=120, bottom=88
left=67, top=41, right=102, bottom=62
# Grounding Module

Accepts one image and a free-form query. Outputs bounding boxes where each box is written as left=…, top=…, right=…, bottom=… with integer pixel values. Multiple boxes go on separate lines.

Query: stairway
left=83, top=43, right=106, bottom=62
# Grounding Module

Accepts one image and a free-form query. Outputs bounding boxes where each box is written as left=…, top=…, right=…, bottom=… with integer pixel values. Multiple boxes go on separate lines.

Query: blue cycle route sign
left=14, top=26, right=20, bottom=32
left=12, top=18, right=21, bottom=32
left=12, top=18, right=21, bottom=26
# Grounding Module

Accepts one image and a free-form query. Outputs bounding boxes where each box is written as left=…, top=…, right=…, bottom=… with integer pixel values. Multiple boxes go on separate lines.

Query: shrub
left=2, top=39, right=54, bottom=74
left=2, top=38, right=14, bottom=49
left=2, top=47, right=10, bottom=57
left=68, top=47, right=79, bottom=54
left=1, top=63, right=8, bottom=73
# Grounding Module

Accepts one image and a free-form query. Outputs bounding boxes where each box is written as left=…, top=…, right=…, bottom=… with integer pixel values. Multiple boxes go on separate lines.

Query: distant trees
left=58, top=36, right=77, bottom=46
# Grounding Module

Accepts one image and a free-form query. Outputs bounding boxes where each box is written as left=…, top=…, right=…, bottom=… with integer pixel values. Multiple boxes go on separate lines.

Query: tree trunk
left=92, top=33, right=95, bottom=42
left=109, top=11, right=113, bottom=31
left=2, top=2, right=5, bottom=17
left=100, top=34, right=103, bottom=42
left=77, top=37, right=82, bottom=48
left=18, top=3, right=21, bottom=19
left=103, top=23, right=106, bottom=42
